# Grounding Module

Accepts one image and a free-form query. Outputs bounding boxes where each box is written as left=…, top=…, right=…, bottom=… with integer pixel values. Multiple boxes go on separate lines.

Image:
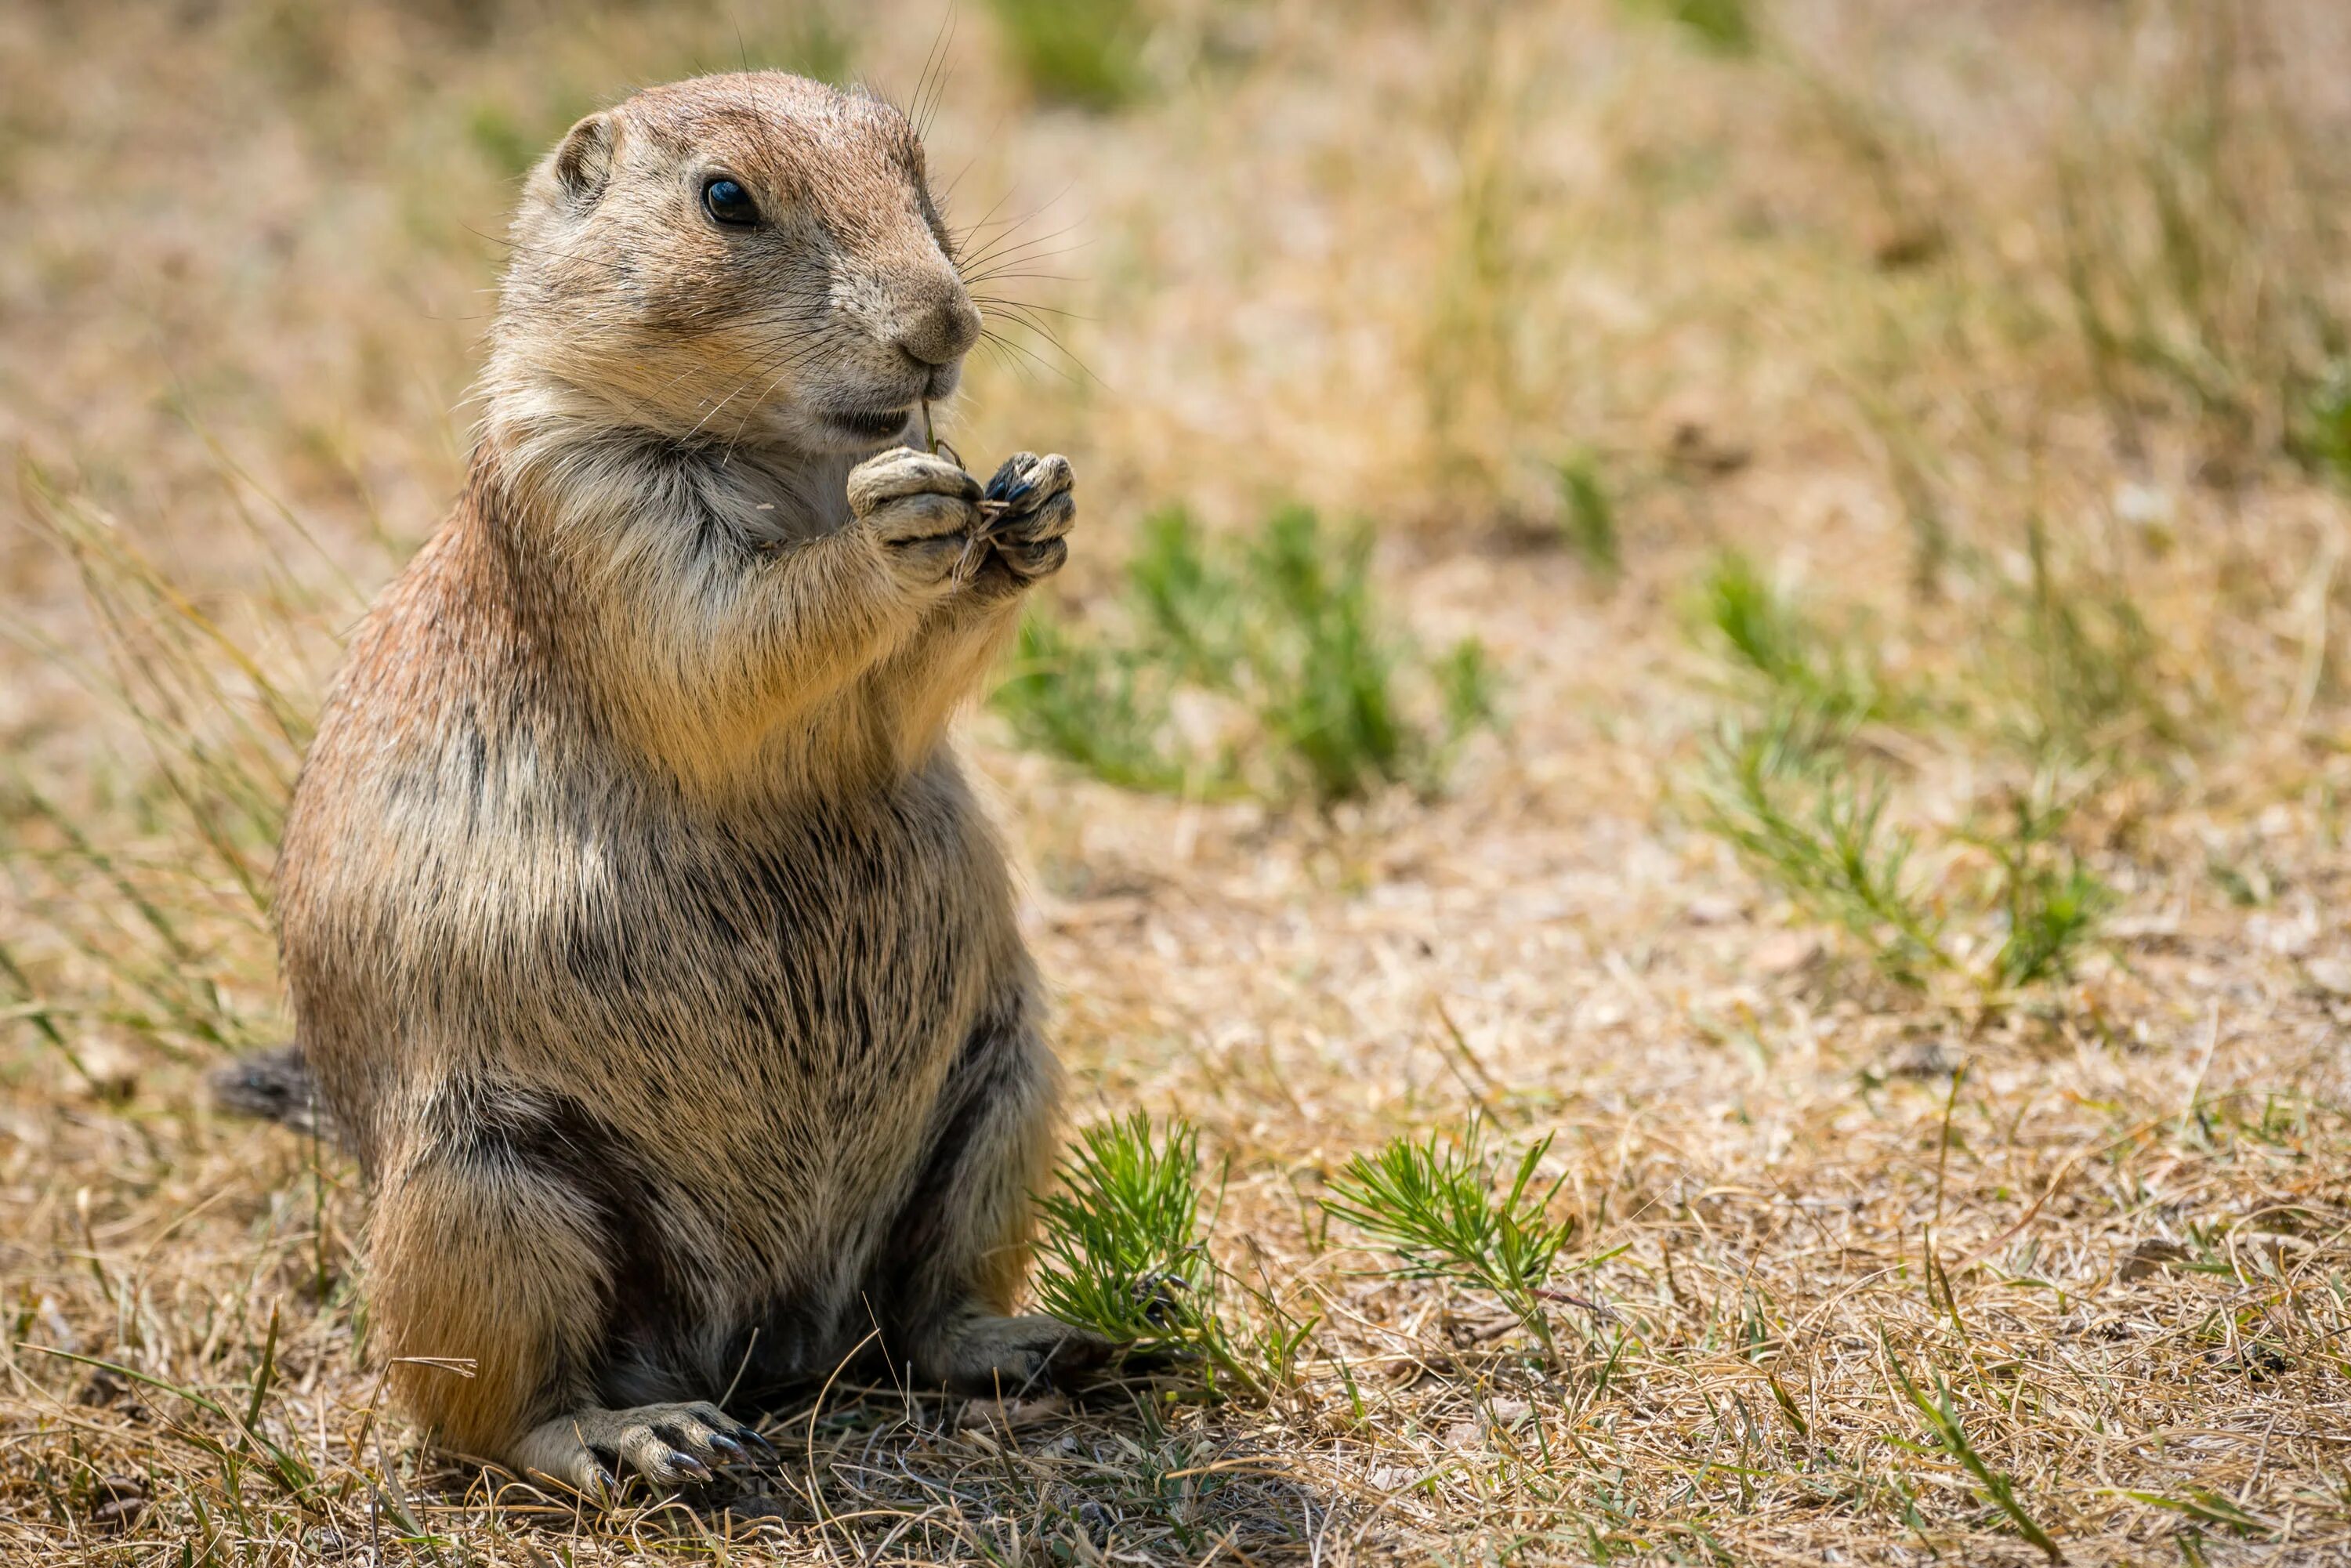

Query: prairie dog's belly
left=309, top=744, right=1021, bottom=1279
left=536, top=771, right=1009, bottom=1152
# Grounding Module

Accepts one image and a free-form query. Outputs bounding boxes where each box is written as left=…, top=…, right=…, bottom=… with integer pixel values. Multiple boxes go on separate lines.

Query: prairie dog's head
left=492, top=72, right=977, bottom=455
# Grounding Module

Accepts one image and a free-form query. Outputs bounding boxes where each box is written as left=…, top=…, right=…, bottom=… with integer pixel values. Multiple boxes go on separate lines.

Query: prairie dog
left=268, top=72, right=1089, bottom=1496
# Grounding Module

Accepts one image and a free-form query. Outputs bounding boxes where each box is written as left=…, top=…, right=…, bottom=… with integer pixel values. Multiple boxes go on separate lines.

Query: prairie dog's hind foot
left=929, top=1312, right=1115, bottom=1396
left=512, top=1400, right=774, bottom=1500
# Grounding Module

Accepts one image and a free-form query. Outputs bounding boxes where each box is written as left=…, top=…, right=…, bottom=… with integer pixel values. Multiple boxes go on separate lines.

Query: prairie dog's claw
left=513, top=1400, right=768, bottom=1501
left=983, top=453, right=1072, bottom=520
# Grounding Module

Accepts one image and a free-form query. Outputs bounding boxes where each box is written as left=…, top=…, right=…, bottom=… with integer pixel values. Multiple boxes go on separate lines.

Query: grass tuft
left=1696, top=716, right=2109, bottom=991
left=1975, top=791, right=2116, bottom=990
left=1555, top=452, right=1620, bottom=577
left=993, top=615, right=1197, bottom=795
left=986, top=0, right=1144, bottom=110
left=2295, top=359, right=2351, bottom=487
left=1694, top=552, right=1896, bottom=725
left=996, top=505, right=1498, bottom=805
left=1884, top=1335, right=2064, bottom=1562
left=2049, top=2, right=2348, bottom=476
left=1322, top=1123, right=1579, bottom=1360
left=1696, top=714, right=1948, bottom=987
left=1033, top=1113, right=1258, bottom=1394
left=2005, top=516, right=2179, bottom=760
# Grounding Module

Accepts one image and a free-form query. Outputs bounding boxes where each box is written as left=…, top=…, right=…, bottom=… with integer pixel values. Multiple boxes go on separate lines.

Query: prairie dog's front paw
left=976, top=452, right=1076, bottom=591
left=846, top=447, right=983, bottom=593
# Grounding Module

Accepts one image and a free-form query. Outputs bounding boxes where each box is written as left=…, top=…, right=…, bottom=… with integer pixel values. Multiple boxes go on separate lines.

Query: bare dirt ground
left=5, top=2, right=2351, bottom=1563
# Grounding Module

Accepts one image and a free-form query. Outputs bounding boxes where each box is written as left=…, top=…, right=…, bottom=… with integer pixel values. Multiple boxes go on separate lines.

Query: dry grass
left=6, top=0, right=2351, bottom=1562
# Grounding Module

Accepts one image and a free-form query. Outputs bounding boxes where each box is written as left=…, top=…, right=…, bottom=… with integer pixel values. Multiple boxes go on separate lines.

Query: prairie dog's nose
left=893, top=291, right=981, bottom=367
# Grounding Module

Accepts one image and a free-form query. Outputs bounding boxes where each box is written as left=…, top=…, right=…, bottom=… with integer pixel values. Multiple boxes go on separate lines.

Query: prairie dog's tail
left=211, top=1043, right=340, bottom=1145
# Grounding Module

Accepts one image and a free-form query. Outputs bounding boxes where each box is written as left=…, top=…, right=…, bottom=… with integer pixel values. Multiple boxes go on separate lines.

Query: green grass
left=2005, top=516, right=2178, bottom=760
left=1696, top=713, right=1950, bottom=987
left=2295, top=359, right=2351, bottom=486
left=1032, top=1113, right=1279, bottom=1398
left=995, top=505, right=1499, bottom=805
left=1244, top=505, right=1411, bottom=801
left=1625, top=0, right=1758, bottom=56
left=1556, top=453, right=1620, bottom=578
left=1694, top=715, right=2110, bottom=991
left=1972, top=790, right=2115, bottom=990
left=1034, top=1114, right=1213, bottom=1354
left=1694, top=551, right=1896, bottom=724
left=993, top=615, right=1197, bottom=795
left=986, top=0, right=1144, bottom=110
left=1322, top=1124, right=1580, bottom=1361
left=1884, top=1337, right=2063, bottom=1562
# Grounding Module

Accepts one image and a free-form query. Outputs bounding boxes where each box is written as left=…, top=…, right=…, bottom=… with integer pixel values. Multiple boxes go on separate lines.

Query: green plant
left=1556, top=453, right=1620, bottom=577
left=1697, top=715, right=1951, bottom=986
left=1884, top=1337, right=2063, bottom=1563
left=2049, top=4, right=2347, bottom=475
left=1033, top=1114, right=1265, bottom=1396
left=1127, top=505, right=1242, bottom=686
left=1695, top=552, right=1893, bottom=724
left=1625, top=0, right=1757, bottom=56
left=994, top=616, right=1196, bottom=794
left=1435, top=638, right=1502, bottom=750
left=1695, top=715, right=2110, bottom=991
left=2007, top=515, right=2177, bottom=759
left=1975, top=791, right=2115, bottom=988
left=994, top=505, right=1500, bottom=805
left=2293, top=360, right=2351, bottom=486
left=1245, top=506, right=1409, bottom=800
left=986, top=0, right=1144, bottom=110
left=1322, top=1123, right=1577, bottom=1360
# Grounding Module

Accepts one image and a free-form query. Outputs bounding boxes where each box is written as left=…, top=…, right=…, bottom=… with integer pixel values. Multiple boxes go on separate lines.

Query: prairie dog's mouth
left=824, top=407, right=915, bottom=444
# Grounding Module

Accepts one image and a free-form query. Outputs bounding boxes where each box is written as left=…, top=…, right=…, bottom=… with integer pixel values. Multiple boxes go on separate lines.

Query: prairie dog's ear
left=550, top=110, right=618, bottom=206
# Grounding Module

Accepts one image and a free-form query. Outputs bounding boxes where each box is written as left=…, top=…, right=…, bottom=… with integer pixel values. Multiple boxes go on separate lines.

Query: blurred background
left=6, top=1, right=2351, bottom=1559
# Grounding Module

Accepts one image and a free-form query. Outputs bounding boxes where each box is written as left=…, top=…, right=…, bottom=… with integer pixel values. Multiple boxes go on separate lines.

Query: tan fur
left=272, top=73, right=1089, bottom=1497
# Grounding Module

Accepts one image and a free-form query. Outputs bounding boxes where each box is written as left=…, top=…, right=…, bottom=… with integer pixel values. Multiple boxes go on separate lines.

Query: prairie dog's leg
left=860, top=451, right=1075, bottom=767
left=875, top=1005, right=1110, bottom=1393
left=863, top=593, right=1023, bottom=770
left=366, top=1135, right=607, bottom=1473
left=368, top=1103, right=765, bottom=1496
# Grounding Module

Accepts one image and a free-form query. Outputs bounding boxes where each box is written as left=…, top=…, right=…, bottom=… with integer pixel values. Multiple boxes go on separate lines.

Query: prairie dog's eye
left=701, top=176, right=759, bottom=228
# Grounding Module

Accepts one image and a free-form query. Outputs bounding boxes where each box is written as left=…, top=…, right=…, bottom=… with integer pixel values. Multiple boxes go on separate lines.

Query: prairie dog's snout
left=889, top=280, right=982, bottom=373
left=494, top=72, right=977, bottom=454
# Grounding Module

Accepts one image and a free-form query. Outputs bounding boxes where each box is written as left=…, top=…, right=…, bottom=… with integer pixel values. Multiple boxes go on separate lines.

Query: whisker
left=952, top=197, right=1082, bottom=270
left=913, top=9, right=956, bottom=139
left=976, top=326, right=1079, bottom=386
left=969, top=295, right=1095, bottom=324
left=955, top=215, right=1086, bottom=278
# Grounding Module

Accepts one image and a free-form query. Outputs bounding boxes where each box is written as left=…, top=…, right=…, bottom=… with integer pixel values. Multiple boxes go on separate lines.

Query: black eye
left=701, top=176, right=759, bottom=227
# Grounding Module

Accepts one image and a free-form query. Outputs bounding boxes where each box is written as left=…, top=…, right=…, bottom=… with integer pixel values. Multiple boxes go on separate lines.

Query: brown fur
left=271, top=72, right=1088, bottom=1496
